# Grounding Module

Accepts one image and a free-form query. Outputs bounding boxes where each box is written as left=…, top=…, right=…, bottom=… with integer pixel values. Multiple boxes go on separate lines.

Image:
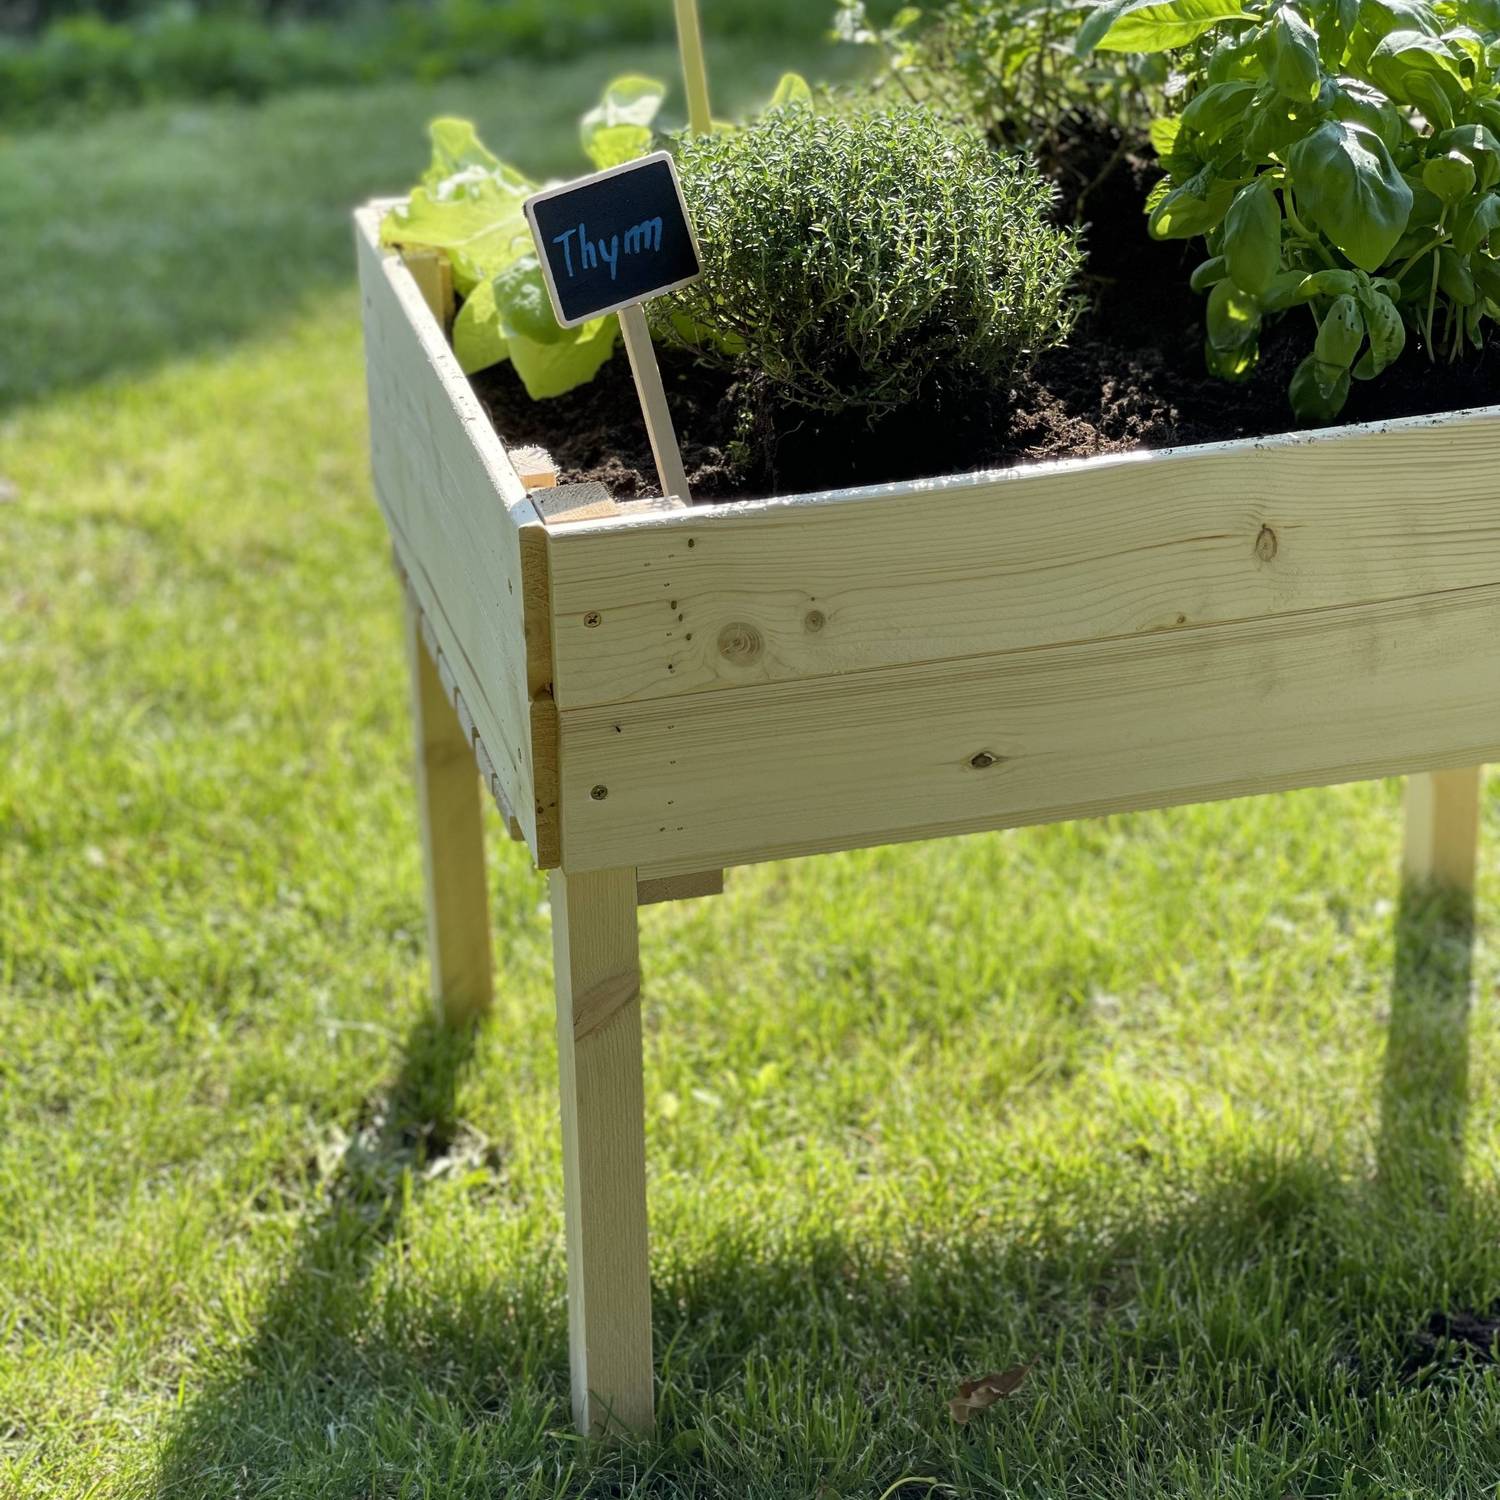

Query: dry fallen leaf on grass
left=948, top=1362, right=1035, bottom=1423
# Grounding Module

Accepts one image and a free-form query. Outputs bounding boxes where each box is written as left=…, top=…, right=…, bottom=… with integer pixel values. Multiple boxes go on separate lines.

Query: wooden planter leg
left=1403, top=767, right=1484, bottom=891
left=549, top=866, right=654, bottom=1436
left=406, top=603, right=494, bottom=1025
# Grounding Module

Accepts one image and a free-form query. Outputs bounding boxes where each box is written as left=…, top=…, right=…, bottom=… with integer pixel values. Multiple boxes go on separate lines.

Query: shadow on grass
left=1377, top=878, right=1475, bottom=1201
left=149, top=1010, right=517, bottom=1498
left=151, top=885, right=1491, bottom=1497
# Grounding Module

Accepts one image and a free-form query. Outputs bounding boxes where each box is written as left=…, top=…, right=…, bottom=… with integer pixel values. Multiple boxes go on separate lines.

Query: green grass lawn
left=3, top=43, right=1500, bottom=1500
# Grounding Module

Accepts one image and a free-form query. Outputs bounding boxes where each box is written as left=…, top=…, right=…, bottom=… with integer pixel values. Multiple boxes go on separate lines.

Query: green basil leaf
left=1453, top=191, right=1500, bottom=253
left=1206, top=277, right=1263, bottom=349
left=1148, top=167, right=1241, bottom=237
left=1181, top=80, right=1257, bottom=141
left=1314, top=292, right=1366, bottom=362
left=1327, top=76, right=1404, bottom=151
left=1289, top=353, right=1353, bottom=418
left=1205, top=337, right=1261, bottom=378
left=1423, top=149, right=1478, bottom=204
left=1287, top=119, right=1413, bottom=269
left=1262, top=266, right=1322, bottom=308
left=1190, top=254, right=1230, bottom=289
left=1357, top=0, right=1442, bottom=40
left=1244, top=86, right=1320, bottom=157
left=1261, top=8, right=1324, bottom=101
left=1366, top=30, right=1465, bottom=121
left=1401, top=171, right=1446, bottom=227
left=1208, top=29, right=1264, bottom=79
left=1080, top=0, right=1249, bottom=54
left=1223, top=178, right=1283, bottom=292
left=1434, top=123, right=1500, bottom=190
left=1150, top=115, right=1183, bottom=155
left=1353, top=289, right=1406, bottom=373
left=1470, top=252, right=1500, bottom=300
left=1438, top=244, right=1477, bottom=302
left=1300, top=267, right=1363, bottom=294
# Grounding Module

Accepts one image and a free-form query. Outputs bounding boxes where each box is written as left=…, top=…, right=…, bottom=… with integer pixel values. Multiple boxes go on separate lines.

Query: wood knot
left=717, top=622, right=763, bottom=664
left=968, top=750, right=1001, bottom=770
left=1255, top=524, right=1278, bottom=562
left=804, top=609, right=826, bottom=633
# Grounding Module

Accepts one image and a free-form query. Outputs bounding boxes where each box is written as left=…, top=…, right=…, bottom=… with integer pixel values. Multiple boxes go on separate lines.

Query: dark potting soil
left=470, top=127, right=1500, bottom=502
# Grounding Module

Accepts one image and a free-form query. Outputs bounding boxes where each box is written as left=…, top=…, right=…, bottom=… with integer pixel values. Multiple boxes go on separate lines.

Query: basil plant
left=1081, top=0, right=1500, bottom=420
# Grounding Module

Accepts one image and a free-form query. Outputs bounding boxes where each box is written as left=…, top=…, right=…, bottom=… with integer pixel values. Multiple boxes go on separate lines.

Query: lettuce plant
left=380, top=76, right=666, bottom=398
left=1080, top=0, right=1500, bottom=420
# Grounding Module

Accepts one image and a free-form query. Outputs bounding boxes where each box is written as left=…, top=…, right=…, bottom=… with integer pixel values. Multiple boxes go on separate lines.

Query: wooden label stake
left=618, top=303, right=692, bottom=502
left=524, top=151, right=702, bottom=505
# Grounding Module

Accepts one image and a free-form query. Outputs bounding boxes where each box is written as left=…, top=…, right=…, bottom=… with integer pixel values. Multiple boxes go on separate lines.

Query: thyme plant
left=658, top=104, right=1084, bottom=418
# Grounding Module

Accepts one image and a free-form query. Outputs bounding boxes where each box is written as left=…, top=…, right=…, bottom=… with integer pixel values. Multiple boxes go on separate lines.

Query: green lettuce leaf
left=508, top=317, right=619, bottom=400
left=452, top=278, right=508, bottom=376
left=382, top=118, right=535, bottom=294
left=580, top=75, right=665, bottom=170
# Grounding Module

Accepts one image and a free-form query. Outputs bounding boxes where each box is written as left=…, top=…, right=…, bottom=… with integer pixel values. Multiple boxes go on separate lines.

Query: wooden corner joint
left=572, top=970, right=642, bottom=1042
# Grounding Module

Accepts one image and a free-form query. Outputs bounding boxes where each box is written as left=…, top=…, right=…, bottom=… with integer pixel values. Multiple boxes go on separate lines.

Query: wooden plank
left=1404, top=767, right=1484, bottom=890
left=407, top=604, right=493, bottom=1023
left=535, top=481, right=620, bottom=526
left=543, top=408, right=1500, bottom=711
left=355, top=206, right=556, bottom=863
left=511, top=444, right=558, bottom=491
left=636, top=868, right=723, bottom=905
left=398, top=247, right=454, bottom=331
left=549, top=866, right=653, bottom=1435
left=557, top=580, right=1500, bottom=875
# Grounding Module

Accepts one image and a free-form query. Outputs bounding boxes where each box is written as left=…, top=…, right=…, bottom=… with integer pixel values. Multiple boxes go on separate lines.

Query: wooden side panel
left=544, top=410, right=1500, bottom=710
left=557, top=581, right=1500, bottom=875
left=355, top=207, right=555, bottom=861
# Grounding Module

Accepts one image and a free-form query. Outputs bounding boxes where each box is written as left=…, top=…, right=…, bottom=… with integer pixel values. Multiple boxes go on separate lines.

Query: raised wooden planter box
left=356, top=203, right=1495, bottom=1435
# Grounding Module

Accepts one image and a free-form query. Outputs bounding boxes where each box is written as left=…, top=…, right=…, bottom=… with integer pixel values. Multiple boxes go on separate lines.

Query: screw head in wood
left=590, top=784, right=609, bottom=800
left=584, top=611, right=602, bottom=628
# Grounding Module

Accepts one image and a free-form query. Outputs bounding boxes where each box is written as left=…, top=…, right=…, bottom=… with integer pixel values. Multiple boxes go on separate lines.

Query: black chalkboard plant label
left=524, top=151, right=701, bottom=328
left=524, top=151, right=700, bottom=501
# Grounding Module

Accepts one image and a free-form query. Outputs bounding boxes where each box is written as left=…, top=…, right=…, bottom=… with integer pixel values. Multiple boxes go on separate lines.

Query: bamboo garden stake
left=674, top=0, right=713, bottom=135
